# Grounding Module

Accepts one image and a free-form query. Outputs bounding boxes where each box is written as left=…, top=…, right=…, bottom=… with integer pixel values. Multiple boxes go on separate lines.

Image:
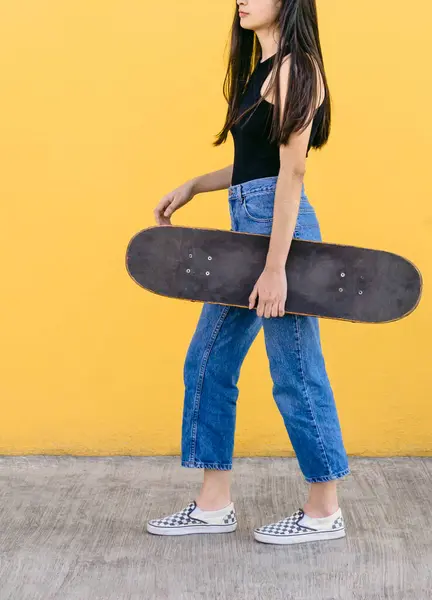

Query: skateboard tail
left=126, top=226, right=183, bottom=295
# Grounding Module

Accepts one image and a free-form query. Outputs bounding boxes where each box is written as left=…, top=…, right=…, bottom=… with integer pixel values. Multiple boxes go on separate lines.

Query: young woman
left=148, top=0, right=350, bottom=545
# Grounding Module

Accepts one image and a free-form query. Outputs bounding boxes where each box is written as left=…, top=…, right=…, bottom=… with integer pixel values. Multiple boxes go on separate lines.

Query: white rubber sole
left=254, top=528, right=346, bottom=545
left=147, top=522, right=238, bottom=536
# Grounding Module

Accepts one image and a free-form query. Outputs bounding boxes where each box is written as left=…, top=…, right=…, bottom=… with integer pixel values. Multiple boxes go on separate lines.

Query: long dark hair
left=213, top=0, right=331, bottom=151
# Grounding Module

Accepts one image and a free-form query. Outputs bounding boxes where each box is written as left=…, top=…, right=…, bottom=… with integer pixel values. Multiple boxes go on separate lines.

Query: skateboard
left=125, top=226, right=422, bottom=324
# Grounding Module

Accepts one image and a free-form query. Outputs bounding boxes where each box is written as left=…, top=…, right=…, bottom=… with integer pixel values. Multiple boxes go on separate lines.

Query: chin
left=239, top=22, right=255, bottom=30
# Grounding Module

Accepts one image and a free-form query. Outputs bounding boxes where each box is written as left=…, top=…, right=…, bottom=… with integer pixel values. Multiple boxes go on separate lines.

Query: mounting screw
left=341, top=272, right=345, bottom=278
left=358, top=290, right=363, bottom=295
left=206, top=271, right=210, bottom=276
left=208, top=256, right=212, bottom=260
left=189, top=254, right=193, bottom=258
left=186, top=269, right=191, bottom=274
left=339, top=288, right=344, bottom=292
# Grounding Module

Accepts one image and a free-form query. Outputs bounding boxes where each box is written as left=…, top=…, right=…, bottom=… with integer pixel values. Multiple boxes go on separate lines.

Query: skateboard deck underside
left=125, top=226, right=422, bottom=324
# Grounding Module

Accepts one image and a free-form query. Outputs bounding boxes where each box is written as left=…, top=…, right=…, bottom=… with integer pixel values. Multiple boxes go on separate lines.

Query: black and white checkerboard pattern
left=255, top=508, right=344, bottom=537
left=222, top=509, right=236, bottom=524
left=332, top=515, right=344, bottom=529
left=149, top=502, right=206, bottom=528
left=255, top=509, right=313, bottom=536
left=149, top=501, right=237, bottom=528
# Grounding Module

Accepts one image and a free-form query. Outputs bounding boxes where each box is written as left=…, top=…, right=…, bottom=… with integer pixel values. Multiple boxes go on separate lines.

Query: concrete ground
left=0, top=456, right=431, bottom=600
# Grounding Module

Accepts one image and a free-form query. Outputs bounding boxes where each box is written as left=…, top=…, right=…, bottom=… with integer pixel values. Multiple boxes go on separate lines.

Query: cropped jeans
left=181, top=175, right=350, bottom=484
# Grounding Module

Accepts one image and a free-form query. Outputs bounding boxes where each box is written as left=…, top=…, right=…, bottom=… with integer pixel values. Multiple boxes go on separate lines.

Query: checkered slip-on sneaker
left=147, top=500, right=237, bottom=536
left=254, top=508, right=345, bottom=545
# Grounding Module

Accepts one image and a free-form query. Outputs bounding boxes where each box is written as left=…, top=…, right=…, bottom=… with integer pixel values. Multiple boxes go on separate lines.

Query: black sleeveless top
left=229, top=53, right=325, bottom=186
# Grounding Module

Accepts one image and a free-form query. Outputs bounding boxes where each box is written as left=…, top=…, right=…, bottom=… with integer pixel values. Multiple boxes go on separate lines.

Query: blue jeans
left=181, top=175, right=350, bottom=484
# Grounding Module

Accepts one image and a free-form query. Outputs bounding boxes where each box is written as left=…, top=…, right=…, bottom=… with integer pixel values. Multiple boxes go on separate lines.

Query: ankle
left=303, top=502, right=339, bottom=518
left=195, top=494, right=232, bottom=511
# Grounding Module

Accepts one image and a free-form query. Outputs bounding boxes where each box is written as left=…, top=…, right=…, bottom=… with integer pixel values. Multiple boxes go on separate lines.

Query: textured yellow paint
left=0, top=1, right=431, bottom=455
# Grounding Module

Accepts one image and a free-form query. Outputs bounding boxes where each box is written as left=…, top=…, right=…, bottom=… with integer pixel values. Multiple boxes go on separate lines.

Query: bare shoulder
left=281, top=53, right=325, bottom=108
left=261, top=53, right=324, bottom=110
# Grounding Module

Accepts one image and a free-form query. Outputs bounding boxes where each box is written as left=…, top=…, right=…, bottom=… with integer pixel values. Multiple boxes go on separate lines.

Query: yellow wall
left=1, top=1, right=431, bottom=456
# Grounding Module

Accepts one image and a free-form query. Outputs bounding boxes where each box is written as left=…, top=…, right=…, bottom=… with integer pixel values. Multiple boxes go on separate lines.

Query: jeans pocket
left=242, top=191, right=275, bottom=222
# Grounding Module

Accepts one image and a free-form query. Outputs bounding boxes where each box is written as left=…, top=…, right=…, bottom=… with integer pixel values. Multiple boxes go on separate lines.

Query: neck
left=255, top=29, right=280, bottom=63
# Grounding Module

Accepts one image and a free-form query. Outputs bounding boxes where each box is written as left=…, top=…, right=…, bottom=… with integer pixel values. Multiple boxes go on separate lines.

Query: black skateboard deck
left=125, top=226, right=422, bottom=324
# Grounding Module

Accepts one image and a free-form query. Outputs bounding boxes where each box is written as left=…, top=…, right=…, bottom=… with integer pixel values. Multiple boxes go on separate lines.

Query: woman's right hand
left=153, top=179, right=197, bottom=226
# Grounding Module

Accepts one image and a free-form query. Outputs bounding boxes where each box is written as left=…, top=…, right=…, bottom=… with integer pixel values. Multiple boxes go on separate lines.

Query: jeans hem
left=304, top=467, right=351, bottom=483
left=181, top=461, right=233, bottom=471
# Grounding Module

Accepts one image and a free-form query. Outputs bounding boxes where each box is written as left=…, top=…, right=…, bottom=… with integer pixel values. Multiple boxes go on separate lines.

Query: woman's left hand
left=249, top=266, right=287, bottom=318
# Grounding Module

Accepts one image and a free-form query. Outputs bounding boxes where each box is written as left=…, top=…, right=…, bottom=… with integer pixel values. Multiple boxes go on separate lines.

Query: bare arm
left=249, top=55, right=325, bottom=318
left=153, top=164, right=234, bottom=225
left=191, top=164, right=233, bottom=195
left=265, top=56, right=325, bottom=271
